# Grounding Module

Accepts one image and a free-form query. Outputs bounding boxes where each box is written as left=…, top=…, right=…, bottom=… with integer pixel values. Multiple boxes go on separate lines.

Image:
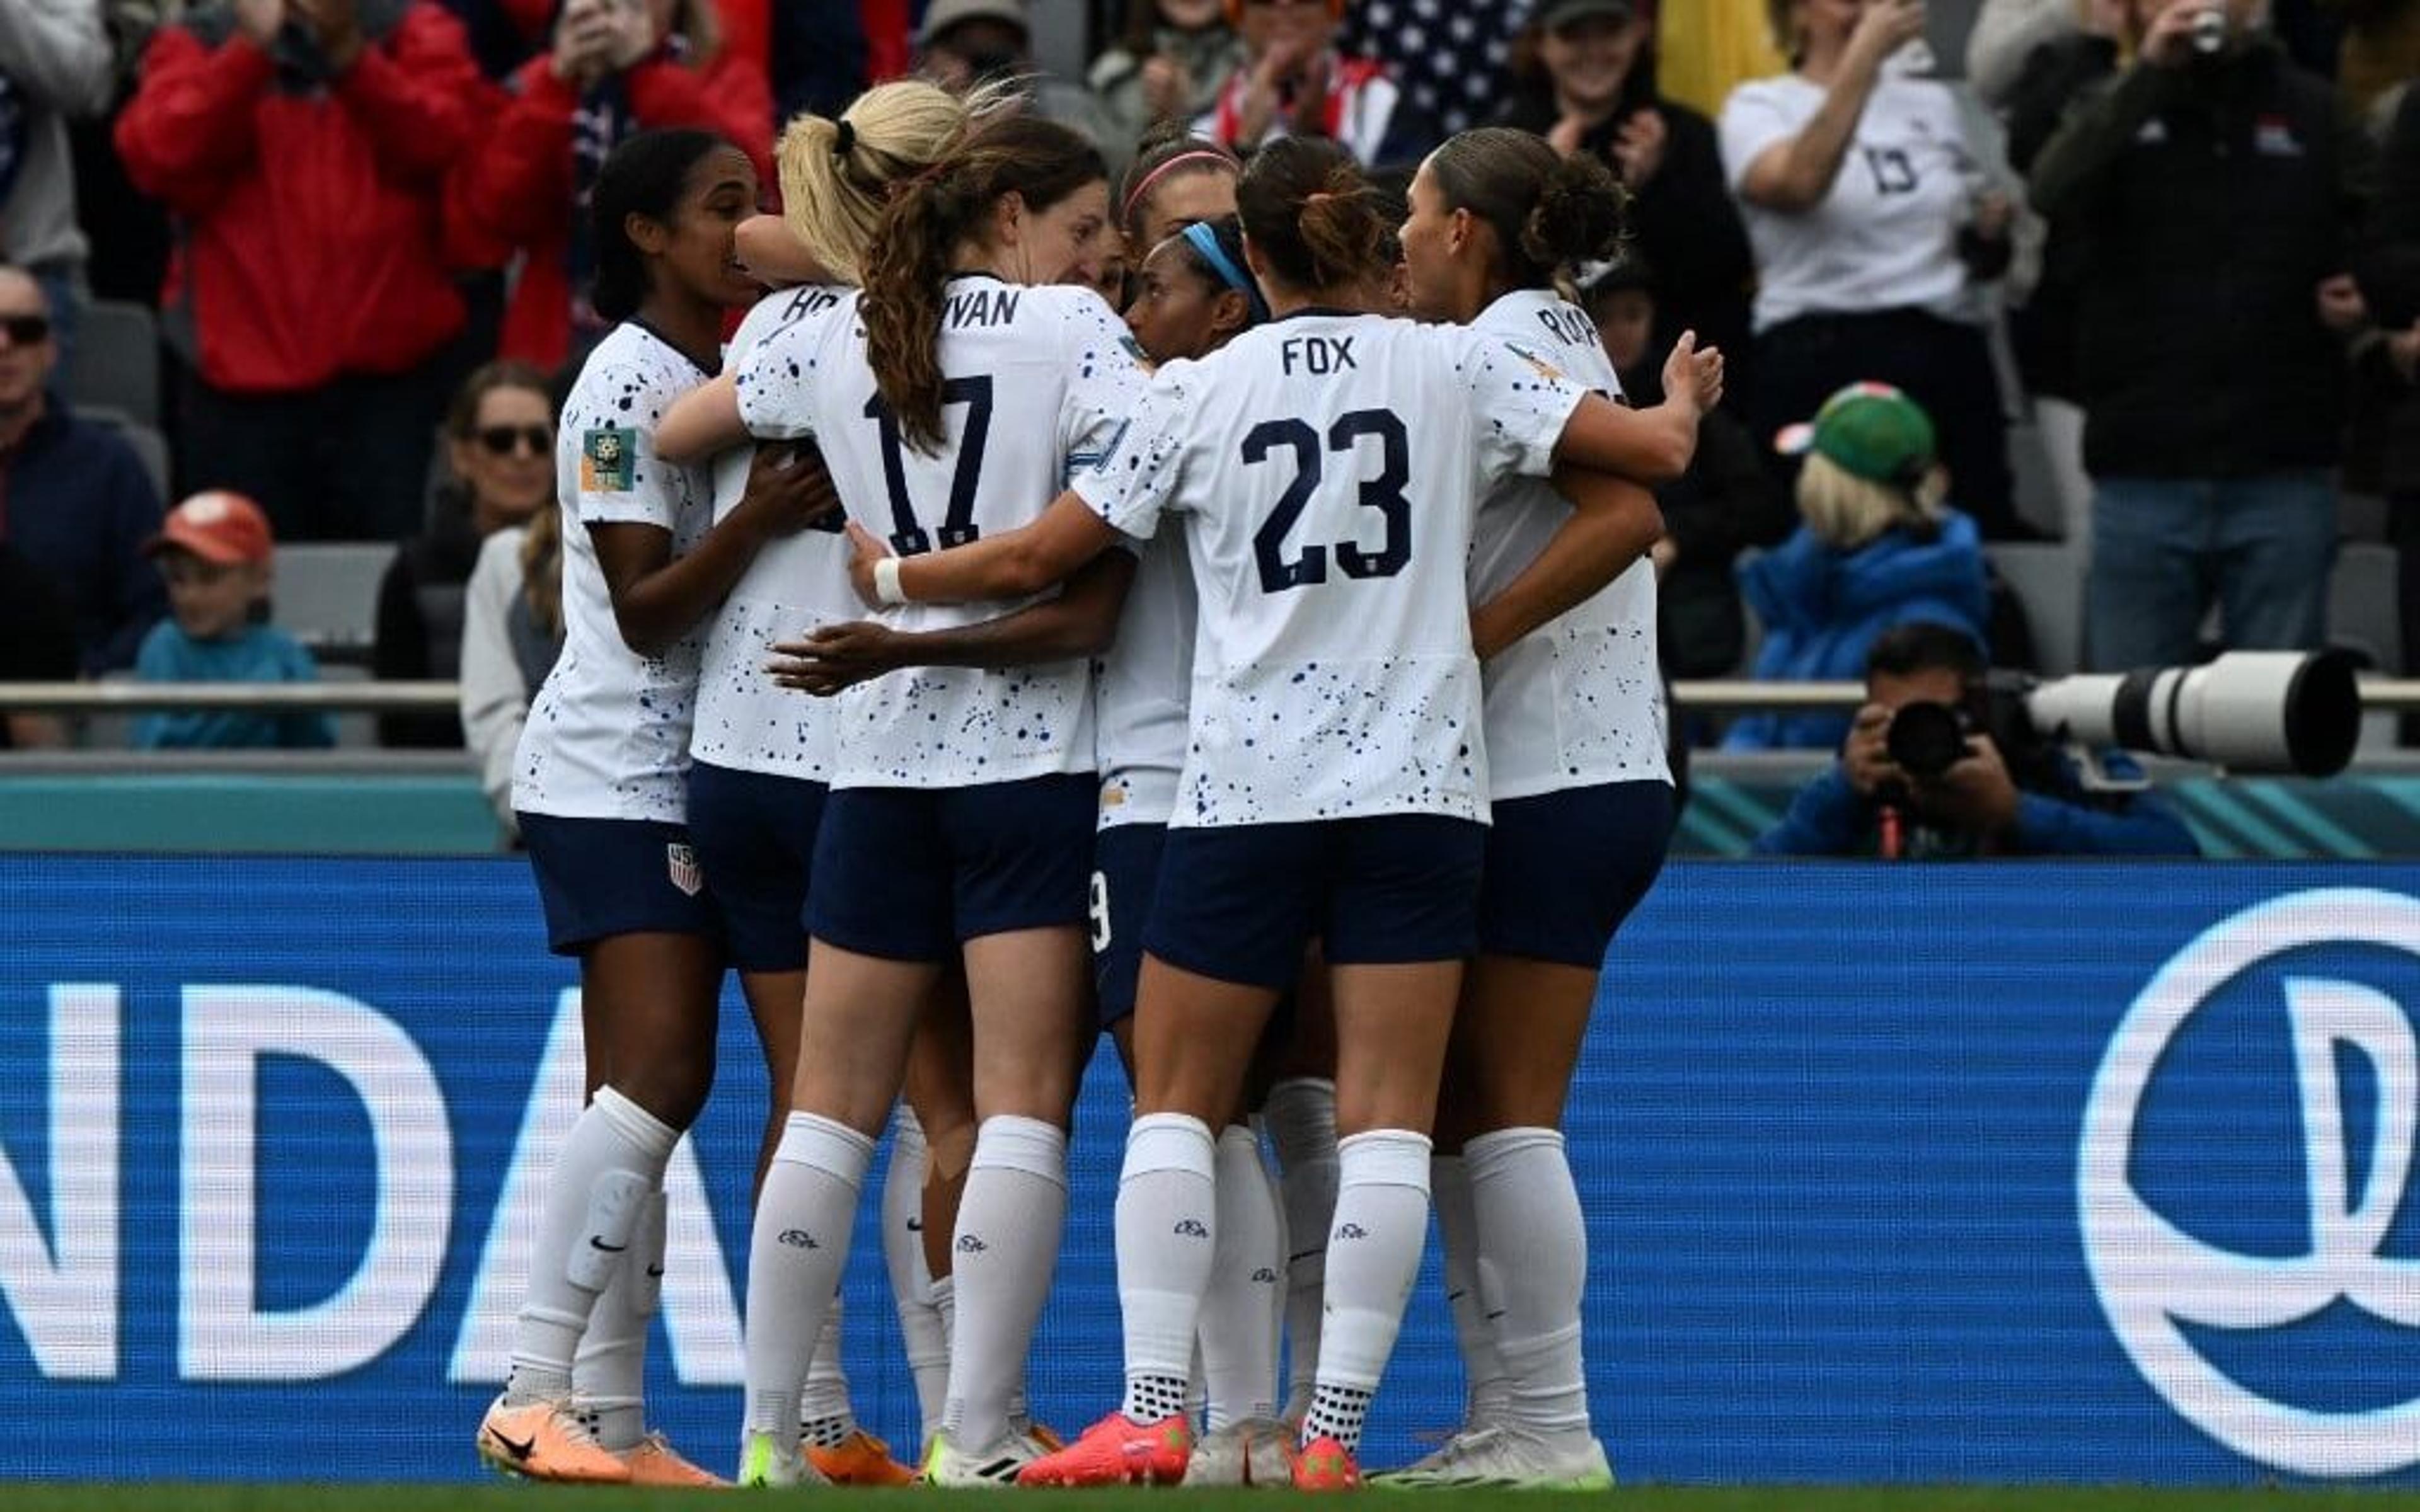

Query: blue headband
left=1180, top=221, right=1269, bottom=324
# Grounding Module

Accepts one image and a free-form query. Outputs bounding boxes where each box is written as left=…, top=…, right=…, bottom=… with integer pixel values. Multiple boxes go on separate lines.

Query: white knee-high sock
left=1304, top=1129, right=1431, bottom=1455
left=1466, top=1127, right=1590, bottom=1445
left=573, top=1186, right=666, bottom=1449
left=507, top=1087, right=679, bottom=1405
left=798, top=1300, right=856, bottom=1446
left=743, top=1111, right=873, bottom=1438
left=1115, top=1112, right=1216, bottom=1423
left=1432, top=1154, right=1510, bottom=1433
left=1264, top=1078, right=1338, bottom=1420
left=883, top=1108, right=952, bottom=1443
left=941, top=1116, right=1068, bottom=1451
left=1197, top=1123, right=1282, bottom=1429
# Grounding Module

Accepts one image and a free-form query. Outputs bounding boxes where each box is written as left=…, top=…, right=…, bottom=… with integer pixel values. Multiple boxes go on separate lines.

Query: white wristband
left=873, top=554, right=907, bottom=607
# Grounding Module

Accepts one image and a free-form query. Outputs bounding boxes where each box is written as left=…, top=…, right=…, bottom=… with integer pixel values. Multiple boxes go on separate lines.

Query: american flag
left=1340, top=0, right=1536, bottom=137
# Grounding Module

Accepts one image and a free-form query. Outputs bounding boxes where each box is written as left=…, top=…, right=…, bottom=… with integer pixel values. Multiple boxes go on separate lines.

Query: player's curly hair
left=1235, top=137, right=1387, bottom=294
left=860, top=114, right=1107, bottom=454
left=1424, top=127, right=1630, bottom=296
left=778, top=79, right=1016, bottom=287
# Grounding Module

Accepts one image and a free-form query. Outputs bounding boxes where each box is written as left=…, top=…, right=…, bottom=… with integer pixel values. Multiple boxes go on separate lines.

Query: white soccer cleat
left=921, top=1429, right=1040, bottom=1487
left=736, top=1428, right=827, bottom=1487
left=1373, top=1424, right=1614, bottom=1490
left=1180, top=1416, right=1293, bottom=1487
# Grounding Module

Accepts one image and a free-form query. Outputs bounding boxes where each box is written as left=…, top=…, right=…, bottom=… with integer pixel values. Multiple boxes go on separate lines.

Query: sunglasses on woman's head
left=0, top=315, right=52, bottom=346
left=476, top=424, right=554, bottom=456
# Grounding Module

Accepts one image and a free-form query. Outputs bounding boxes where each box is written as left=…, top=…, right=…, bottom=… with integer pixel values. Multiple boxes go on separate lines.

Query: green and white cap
left=1775, top=381, right=1936, bottom=486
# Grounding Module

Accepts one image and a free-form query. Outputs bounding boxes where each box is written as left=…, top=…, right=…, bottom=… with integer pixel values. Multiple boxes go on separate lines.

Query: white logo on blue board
left=2079, top=888, right=2420, bottom=1478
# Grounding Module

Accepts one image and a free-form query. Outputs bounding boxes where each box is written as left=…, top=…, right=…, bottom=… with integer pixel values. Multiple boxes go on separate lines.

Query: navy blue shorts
left=1477, top=781, right=1673, bottom=967
left=1144, top=815, right=1487, bottom=990
left=517, top=813, right=723, bottom=957
left=808, top=774, right=1097, bottom=963
left=1090, top=822, right=1167, bottom=1028
left=686, top=761, right=829, bottom=974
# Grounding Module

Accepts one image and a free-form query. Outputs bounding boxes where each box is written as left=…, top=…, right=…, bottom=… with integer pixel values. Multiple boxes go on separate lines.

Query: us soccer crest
left=582, top=427, right=637, bottom=491
left=666, top=842, right=703, bottom=897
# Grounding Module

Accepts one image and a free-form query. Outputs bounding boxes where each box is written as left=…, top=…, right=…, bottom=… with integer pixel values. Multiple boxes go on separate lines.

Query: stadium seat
left=1986, top=541, right=2085, bottom=677
left=76, top=406, right=171, bottom=504
left=2329, top=542, right=2400, bottom=672
left=67, top=299, right=163, bottom=428
left=272, top=542, right=398, bottom=668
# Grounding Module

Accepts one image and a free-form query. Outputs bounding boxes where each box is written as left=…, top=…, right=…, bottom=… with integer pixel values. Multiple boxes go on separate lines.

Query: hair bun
left=1522, top=154, right=1628, bottom=271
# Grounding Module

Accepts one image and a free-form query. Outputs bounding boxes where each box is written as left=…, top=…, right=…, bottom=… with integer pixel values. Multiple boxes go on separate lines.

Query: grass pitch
left=12, top=1488, right=2420, bottom=1511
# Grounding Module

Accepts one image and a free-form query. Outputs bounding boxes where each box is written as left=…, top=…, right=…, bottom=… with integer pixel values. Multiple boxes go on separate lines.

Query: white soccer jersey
left=1719, top=74, right=1988, bottom=331
left=737, top=277, right=1147, bottom=789
left=1075, top=311, right=1590, bottom=828
left=1468, top=289, right=1671, bottom=799
left=514, top=321, right=718, bottom=822
left=1094, top=521, right=1196, bottom=830
left=691, top=285, right=863, bottom=781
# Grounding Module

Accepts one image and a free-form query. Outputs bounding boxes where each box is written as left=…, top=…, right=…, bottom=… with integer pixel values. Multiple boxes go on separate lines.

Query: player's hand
left=1847, top=0, right=1927, bottom=71
left=2316, top=272, right=2370, bottom=334
left=1844, top=702, right=1902, bottom=798
left=738, top=442, right=841, bottom=540
left=290, top=0, right=364, bottom=70
left=1611, top=108, right=1669, bottom=189
left=768, top=621, right=904, bottom=696
left=1662, top=330, right=1723, bottom=414
left=233, top=0, right=285, bottom=45
left=1914, top=732, right=2020, bottom=835
left=844, top=520, right=889, bottom=608
left=2138, top=0, right=2210, bottom=68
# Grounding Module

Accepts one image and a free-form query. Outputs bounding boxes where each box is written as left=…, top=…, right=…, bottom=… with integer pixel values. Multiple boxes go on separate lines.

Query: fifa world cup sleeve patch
left=581, top=427, right=638, bottom=492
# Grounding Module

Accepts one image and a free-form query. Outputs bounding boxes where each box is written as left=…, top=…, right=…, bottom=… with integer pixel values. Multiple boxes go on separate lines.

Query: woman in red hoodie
left=446, top=0, right=774, bottom=375
left=116, top=0, right=485, bottom=542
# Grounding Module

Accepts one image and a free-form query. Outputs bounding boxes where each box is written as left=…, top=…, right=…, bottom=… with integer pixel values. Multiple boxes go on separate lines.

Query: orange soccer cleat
left=475, top=1396, right=631, bottom=1484
left=1012, top=1409, right=1193, bottom=1487
left=807, top=1428, right=918, bottom=1487
left=1288, top=1431, right=1364, bottom=1492
left=618, top=1431, right=725, bottom=1487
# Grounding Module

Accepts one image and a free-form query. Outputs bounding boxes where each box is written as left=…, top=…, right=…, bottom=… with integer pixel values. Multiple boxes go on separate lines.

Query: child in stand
left=132, top=491, right=334, bottom=751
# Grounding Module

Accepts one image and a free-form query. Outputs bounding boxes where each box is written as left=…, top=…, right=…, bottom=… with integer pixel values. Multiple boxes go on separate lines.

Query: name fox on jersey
left=1281, top=335, right=1359, bottom=375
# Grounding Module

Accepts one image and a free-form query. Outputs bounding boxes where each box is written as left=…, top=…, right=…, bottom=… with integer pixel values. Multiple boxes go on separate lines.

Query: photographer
left=1754, top=621, right=2200, bottom=858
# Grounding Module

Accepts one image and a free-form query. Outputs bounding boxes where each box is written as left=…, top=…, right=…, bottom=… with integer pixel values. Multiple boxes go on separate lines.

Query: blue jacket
left=0, top=399, right=168, bottom=674
left=132, top=622, right=335, bottom=750
left=1724, top=511, right=1991, bottom=751
left=1753, top=749, right=2201, bottom=859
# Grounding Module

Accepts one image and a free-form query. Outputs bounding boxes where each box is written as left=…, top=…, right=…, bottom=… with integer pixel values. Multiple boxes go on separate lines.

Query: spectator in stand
left=115, top=0, right=484, bottom=544
left=1723, top=381, right=1990, bottom=752
left=0, top=542, right=80, bottom=751
left=917, top=0, right=1124, bottom=171
left=1754, top=621, right=2201, bottom=857
left=446, top=0, right=772, bottom=374
left=1721, top=0, right=2026, bottom=542
left=459, top=505, right=564, bottom=835
left=2354, top=80, right=2419, bottom=725
left=1089, top=0, right=1245, bottom=151
left=132, top=489, right=335, bottom=750
left=1339, top=0, right=1529, bottom=135
left=372, top=360, right=556, bottom=748
left=0, top=263, right=167, bottom=675
left=2029, top=0, right=2375, bottom=670
left=1195, top=0, right=1436, bottom=166
left=1579, top=255, right=1790, bottom=682
left=0, top=0, right=114, bottom=365
left=1498, top=0, right=1755, bottom=399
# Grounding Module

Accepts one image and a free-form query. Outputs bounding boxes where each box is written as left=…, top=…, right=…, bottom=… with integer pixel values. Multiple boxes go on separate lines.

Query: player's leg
left=1262, top=961, right=1339, bottom=1428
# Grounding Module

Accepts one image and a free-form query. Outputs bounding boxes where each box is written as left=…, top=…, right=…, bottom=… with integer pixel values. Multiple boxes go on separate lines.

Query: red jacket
left=114, top=8, right=482, bottom=396
left=446, top=40, right=774, bottom=371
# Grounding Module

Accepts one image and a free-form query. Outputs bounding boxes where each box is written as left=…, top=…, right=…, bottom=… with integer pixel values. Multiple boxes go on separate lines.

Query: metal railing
left=1, top=678, right=2417, bottom=714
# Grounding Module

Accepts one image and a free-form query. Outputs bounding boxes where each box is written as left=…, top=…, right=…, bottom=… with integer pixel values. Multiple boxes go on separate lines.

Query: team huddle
left=473, top=72, right=1718, bottom=1494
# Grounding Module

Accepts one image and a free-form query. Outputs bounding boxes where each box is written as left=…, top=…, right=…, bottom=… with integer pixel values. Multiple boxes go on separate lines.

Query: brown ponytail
left=1235, top=136, right=1388, bottom=295
left=860, top=115, right=1106, bottom=454
left=1426, top=127, right=1629, bottom=294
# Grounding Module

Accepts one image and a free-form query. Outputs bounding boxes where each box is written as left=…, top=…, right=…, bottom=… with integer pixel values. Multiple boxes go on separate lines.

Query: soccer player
left=679, top=114, right=1143, bottom=1489
left=1385, top=125, right=1691, bottom=1491
left=846, top=135, right=1688, bottom=1491
left=472, top=129, right=833, bottom=1487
